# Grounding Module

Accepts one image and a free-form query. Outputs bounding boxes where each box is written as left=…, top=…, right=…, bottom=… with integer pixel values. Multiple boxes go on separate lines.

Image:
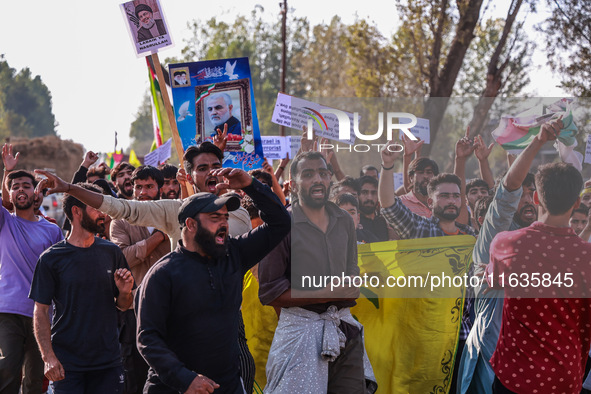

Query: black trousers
left=492, top=376, right=517, bottom=394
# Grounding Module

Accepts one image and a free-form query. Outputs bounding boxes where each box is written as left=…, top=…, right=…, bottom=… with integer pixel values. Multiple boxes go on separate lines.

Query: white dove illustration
left=177, top=101, right=193, bottom=122
left=224, top=61, right=238, bottom=80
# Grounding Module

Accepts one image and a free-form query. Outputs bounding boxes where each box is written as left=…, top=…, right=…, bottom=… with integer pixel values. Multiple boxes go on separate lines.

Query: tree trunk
left=467, top=0, right=524, bottom=138
left=420, top=0, right=484, bottom=156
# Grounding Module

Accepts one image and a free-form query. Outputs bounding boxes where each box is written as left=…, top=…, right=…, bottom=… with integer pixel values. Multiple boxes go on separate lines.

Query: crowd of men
left=1, top=115, right=591, bottom=394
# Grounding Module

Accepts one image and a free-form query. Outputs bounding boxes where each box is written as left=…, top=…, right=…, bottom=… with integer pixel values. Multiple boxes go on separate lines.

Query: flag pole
left=150, top=52, right=193, bottom=197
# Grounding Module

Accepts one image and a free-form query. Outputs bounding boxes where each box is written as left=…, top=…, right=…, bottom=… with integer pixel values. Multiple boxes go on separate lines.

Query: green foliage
left=0, top=57, right=56, bottom=139
left=129, top=93, right=155, bottom=155
left=538, top=0, right=591, bottom=96
left=129, top=91, right=178, bottom=165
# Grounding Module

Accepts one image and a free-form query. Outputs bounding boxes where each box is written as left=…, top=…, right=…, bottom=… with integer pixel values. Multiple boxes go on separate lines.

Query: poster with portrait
left=169, top=57, right=264, bottom=170
left=120, top=0, right=174, bottom=57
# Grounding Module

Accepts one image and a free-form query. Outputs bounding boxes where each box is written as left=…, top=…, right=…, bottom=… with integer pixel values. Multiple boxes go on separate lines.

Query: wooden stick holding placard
left=150, top=52, right=193, bottom=197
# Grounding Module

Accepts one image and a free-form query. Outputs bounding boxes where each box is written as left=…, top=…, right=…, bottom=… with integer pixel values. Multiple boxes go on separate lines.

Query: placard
left=120, top=0, right=174, bottom=57
left=271, top=93, right=356, bottom=145
left=261, top=136, right=289, bottom=160
left=399, top=117, right=430, bottom=144
left=144, top=138, right=172, bottom=166
left=169, top=57, right=264, bottom=170
left=585, top=134, right=591, bottom=165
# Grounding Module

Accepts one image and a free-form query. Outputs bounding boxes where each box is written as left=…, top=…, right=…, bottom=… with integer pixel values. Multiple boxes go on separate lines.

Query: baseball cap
left=178, top=192, right=240, bottom=225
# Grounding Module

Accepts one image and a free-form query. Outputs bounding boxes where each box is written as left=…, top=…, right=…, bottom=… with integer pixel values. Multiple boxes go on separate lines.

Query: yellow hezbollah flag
left=128, top=149, right=142, bottom=168
left=352, top=235, right=475, bottom=394
left=242, top=270, right=278, bottom=393
left=242, top=235, right=475, bottom=393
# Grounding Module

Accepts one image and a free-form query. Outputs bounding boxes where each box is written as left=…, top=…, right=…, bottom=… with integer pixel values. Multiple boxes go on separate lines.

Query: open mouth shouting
left=215, top=227, right=228, bottom=245
left=16, top=192, right=29, bottom=203
left=166, top=190, right=178, bottom=199
left=521, top=205, right=536, bottom=220
left=309, top=185, right=326, bottom=199
left=206, top=176, right=218, bottom=193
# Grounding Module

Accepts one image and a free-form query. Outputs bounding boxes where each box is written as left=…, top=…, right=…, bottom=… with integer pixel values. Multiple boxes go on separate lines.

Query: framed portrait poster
left=169, top=57, right=264, bottom=170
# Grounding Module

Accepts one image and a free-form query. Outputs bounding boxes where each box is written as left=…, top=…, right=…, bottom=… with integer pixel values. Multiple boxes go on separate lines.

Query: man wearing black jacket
left=135, top=167, right=290, bottom=393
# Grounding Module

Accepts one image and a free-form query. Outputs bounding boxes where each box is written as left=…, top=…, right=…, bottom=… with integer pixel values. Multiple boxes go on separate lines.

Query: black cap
left=178, top=192, right=240, bottom=225
left=135, top=4, right=153, bottom=18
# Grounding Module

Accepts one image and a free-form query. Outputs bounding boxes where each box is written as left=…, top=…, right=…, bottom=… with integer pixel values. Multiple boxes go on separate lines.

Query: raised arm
left=401, top=135, right=424, bottom=193
left=327, top=146, right=345, bottom=181
left=378, top=141, right=424, bottom=239
left=473, top=135, right=495, bottom=189
left=275, top=155, right=290, bottom=181
left=2, top=143, right=19, bottom=210
left=454, top=132, right=475, bottom=225
left=35, top=170, right=104, bottom=208
left=504, top=117, right=562, bottom=191
left=262, top=158, right=287, bottom=205
left=210, top=168, right=290, bottom=269
left=72, top=151, right=99, bottom=183
left=378, top=140, right=401, bottom=209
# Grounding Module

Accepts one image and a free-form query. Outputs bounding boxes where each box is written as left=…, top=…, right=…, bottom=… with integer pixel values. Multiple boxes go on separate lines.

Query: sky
left=1, top=0, right=566, bottom=155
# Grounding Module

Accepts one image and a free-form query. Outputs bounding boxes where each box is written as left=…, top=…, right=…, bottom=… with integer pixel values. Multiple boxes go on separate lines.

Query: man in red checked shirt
left=487, top=156, right=591, bottom=392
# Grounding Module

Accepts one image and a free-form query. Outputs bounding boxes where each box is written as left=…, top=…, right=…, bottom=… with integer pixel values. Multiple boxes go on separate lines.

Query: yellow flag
left=128, top=149, right=142, bottom=168
left=242, top=235, right=475, bottom=393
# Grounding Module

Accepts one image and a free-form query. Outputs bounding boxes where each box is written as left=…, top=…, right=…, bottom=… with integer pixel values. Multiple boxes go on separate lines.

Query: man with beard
left=0, top=143, right=63, bottom=394
left=399, top=157, right=439, bottom=217
left=172, top=71, right=188, bottom=86
left=34, top=142, right=254, bottom=390
left=357, top=175, right=389, bottom=241
left=456, top=117, right=559, bottom=394
left=360, top=165, right=379, bottom=180
left=158, top=164, right=180, bottom=200
left=379, top=140, right=476, bottom=393
left=30, top=183, right=134, bottom=393
left=206, top=93, right=242, bottom=136
left=111, top=162, right=136, bottom=200
left=110, top=166, right=171, bottom=394
left=135, top=168, right=290, bottom=393
left=135, top=4, right=166, bottom=42
left=35, top=143, right=250, bottom=247
left=259, top=151, right=377, bottom=394
left=329, top=176, right=359, bottom=201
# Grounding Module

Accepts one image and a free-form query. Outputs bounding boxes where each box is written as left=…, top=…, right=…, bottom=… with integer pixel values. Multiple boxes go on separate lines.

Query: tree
left=345, top=19, right=397, bottom=97
left=293, top=16, right=356, bottom=97
left=538, top=0, right=591, bottom=96
left=0, top=56, right=57, bottom=140
left=463, top=0, right=534, bottom=137
left=397, top=0, right=485, bottom=155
